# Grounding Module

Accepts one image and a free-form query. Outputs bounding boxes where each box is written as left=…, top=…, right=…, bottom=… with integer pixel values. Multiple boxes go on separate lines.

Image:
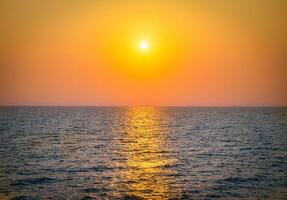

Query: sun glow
left=139, top=40, right=149, bottom=50
left=94, top=10, right=186, bottom=80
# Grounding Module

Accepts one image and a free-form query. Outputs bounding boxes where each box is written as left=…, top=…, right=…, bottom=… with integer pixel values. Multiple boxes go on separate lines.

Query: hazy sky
left=1, top=0, right=286, bottom=106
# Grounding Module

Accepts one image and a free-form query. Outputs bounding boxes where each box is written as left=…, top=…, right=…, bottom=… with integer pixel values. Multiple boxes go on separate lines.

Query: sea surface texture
left=0, top=107, right=286, bottom=200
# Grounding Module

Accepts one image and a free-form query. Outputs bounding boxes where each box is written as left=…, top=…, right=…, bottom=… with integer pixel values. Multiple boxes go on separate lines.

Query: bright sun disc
left=139, top=41, right=149, bottom=50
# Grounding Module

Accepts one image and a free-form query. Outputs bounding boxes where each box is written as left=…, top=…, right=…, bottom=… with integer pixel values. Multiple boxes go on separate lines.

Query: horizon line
left=0, top=105, right=286, bottom=108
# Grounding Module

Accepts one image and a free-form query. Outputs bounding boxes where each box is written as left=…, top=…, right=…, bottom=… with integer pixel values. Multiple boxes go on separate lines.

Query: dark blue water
left=0, top=107, right=286, bottom=199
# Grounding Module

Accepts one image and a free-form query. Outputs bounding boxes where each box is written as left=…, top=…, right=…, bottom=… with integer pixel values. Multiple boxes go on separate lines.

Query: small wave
left=45, top=165, right=114, bottom=173
left=221, top=126, right=232, bottom=129
left=83, top=188, right=100, bottom=193
left=161, top=163, right=182, bottom=169
left=212, top=176, right=263, bottom=191
left=221, top=176, right=261, bottom=183
left=10, top=196, right=37, bottom=200
left=10, top=177, right=57, bottom=186
left=205, top=193, right=222, bottom=198
left=83, top=187, right=110, bottom=193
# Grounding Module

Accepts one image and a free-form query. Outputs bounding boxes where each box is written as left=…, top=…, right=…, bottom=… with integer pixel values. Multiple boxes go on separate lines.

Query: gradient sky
left=1, top=0, right=286, bottom=106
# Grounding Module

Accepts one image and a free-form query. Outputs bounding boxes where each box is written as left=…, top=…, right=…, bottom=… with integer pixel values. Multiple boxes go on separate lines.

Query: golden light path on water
left=114, top=107, right=181, bottom=199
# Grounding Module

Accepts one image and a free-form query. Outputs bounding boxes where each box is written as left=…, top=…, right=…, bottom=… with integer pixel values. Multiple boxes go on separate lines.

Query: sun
left=139, top=40, right=149, bottom=50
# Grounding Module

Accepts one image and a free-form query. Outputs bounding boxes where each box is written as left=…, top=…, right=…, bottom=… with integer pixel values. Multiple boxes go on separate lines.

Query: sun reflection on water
left=115, top=107, right=180, bottom=199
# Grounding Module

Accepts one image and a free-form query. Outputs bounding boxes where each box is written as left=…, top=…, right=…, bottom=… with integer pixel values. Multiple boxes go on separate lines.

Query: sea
left=0, top=107, right=286, bottom=200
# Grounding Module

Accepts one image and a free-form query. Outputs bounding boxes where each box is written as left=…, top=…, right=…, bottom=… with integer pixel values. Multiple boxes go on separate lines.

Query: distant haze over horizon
left=1, top=0, right=286, bottom=106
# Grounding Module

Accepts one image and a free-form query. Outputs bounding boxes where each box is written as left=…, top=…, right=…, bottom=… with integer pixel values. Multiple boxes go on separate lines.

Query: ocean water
left=0, top=107, right=286, bottom=200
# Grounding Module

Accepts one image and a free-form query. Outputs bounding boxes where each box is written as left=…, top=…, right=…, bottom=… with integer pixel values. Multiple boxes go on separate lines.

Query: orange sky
left=1, top=0, right=286, bottom=106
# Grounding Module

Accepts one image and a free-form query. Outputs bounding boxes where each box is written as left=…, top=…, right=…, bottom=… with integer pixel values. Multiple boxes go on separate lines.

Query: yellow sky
left=0, top=0, right=286, bottom=106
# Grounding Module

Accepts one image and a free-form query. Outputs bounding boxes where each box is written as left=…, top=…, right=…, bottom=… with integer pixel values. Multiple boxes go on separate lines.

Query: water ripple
left=0, top=107, right=286, bottom=199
